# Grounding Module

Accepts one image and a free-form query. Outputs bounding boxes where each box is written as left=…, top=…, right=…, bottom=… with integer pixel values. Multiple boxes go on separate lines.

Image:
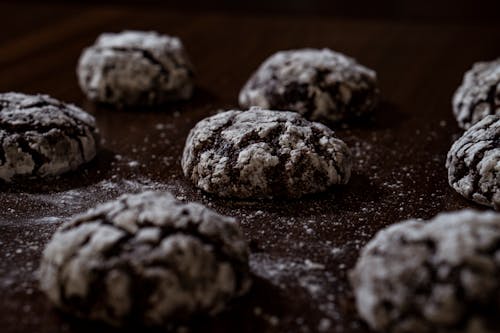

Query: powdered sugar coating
left=239, top=48, right=379, bottom=124
left=350, top=210, right=500, bottom=333
left=181, top=108, right=352, bottom=199
left=446, top=115, right=500, bottom=209
left=453, top=58, right=500, bottom=129
left=0, top=92, right=98, bottom=182
left=39, top=191, right=251, bottom=327
left=77, top=30, right=194, bottom=107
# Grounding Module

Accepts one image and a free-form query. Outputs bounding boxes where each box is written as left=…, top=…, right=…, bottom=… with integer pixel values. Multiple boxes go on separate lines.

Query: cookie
left=0, top=92, right=98, bottom=182
left=446, top=115, right=500, bottom=209
left=39, top=191, right=251, bottom=327
left=181, top=107, right=352, bottom=199
left=239, top=48, right=379, bottom=124
left=77, top=30, right=194, bottom=107
left=350, top=210, right=500, bottom=333
left=453, top=58, right=500, bottom=129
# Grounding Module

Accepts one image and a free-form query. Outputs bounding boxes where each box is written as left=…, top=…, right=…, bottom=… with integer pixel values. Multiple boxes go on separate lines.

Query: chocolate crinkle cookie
left=239, top=48, right=379, bottom=124
left=77, top=30, right=194, bottom=107
left=181, top=107, right=352, bottom=199
left=350, top=210, right=500, bottom=333
left=39, top=191, right=251, bottom=328
left=453, top=58, right=500, bottom=129
left=0, top=92, right=98, bottom=182
left=446, top=115, right=500, bottom=209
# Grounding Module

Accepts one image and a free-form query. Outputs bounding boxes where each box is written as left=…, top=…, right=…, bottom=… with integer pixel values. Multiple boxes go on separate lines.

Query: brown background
left=1, top=1, right=500, bottom=332
left=7, top=0, right=500, bottom=21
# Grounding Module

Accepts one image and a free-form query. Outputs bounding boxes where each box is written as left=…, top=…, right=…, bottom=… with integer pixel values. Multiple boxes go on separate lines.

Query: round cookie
left=239, top=48, right=379, bottom=124
left=350, top=210, right=500, bottom=333
left=0, top=92, right=98, bottom=182
left=181, top=108, right=352, bottom=199
left=77, top=30, right=194, bottom=107
left=39, top=191, right=251, bottom=327
left=453, top=58, right=500, bottom=129
left=446, top=115, right=500, bottom=209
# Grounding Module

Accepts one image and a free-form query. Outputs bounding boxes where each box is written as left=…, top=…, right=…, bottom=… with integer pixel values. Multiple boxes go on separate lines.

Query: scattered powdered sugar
left=0, top=178, right=174, bottom=224
left=250, top=253, right=349, bottom=331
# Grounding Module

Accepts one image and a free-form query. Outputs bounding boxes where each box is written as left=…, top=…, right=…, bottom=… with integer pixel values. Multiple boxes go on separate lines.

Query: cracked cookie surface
left=446, top=115, right=500, bottom=209
left=453, top=58, right=500, bottom=129
left=39, top=191, right=251, bottom=327
left=77, top=30, right=194, bottom=107
left=239, top=48, right=379, bottom=125
left=181, top=108, right=352, bottom=199
left=0, top=92, right=98, bottom=182
left=350, top=210, right=500, bottom=333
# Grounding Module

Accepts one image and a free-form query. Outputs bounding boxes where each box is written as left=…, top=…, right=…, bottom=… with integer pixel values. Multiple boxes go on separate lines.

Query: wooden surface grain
left=1, top=3, right=500, bottom=333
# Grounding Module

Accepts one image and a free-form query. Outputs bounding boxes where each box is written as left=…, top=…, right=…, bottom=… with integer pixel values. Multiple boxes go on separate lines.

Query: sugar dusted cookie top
left=239, top=48, right=379, bottom=124
left=77, top=30, right=194, bottom=107
left=39, top=191, right=251, bottom=327
left=182, top=107, right=352, bottom=199
left=351, top=209, right=500, bottom=333
left=0, top=92, right=98, bottom=182
left=446, top=114, right=500, bottom=209
left=453, top=58, right=500, bottom=129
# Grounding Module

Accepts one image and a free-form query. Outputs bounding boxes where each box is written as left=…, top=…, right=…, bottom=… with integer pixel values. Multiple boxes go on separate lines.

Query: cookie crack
left=82, top=201, right=248, bottom=294
left=16, top=136, right=48, bottom=174
left=109, top=47, right=170, bottom=78
left=0, top=120, right=87, bottom=138
left=467, top=79, right=500, bottom=125
left=316, top=127, right=346, bottom=179
left=466, top=138, right=498, bottom=200
left=186, top=112, right=238, bottom=181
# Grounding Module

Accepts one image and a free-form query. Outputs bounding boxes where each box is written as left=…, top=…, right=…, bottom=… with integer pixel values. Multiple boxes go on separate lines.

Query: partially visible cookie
left=239, top=48, right=379, bottom=124
left=350, top=210, right=500, bottom=333
left=0, top=92, right=98, bottom=182
left=446, top=115, right=500, bottom=209
left=181, top=108, right=352, bottom=199
left=39, top=191, right=251, bottom=328
left=453, top=58, right=500, bottom=129
left=77, top=30, right=194, bottom=107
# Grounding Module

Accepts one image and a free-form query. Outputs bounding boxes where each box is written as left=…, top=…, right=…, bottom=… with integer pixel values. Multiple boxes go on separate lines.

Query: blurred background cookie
left=239, top=48, right=379, bottom=125
left=77, top=30, right=194, bottom=108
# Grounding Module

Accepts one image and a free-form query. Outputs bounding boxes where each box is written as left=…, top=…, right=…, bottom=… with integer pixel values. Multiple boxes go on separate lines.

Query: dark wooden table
left=1, top=2, right=500, bottom=332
